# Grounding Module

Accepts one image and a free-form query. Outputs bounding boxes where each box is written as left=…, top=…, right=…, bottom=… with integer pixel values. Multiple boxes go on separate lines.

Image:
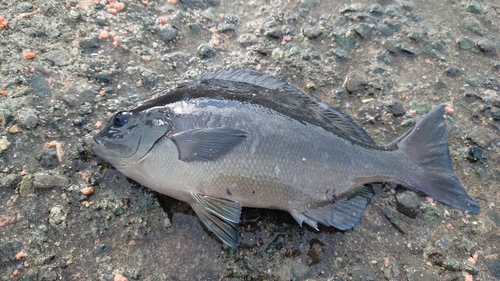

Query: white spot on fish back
left=169, top=101, right=196, bottom=115
left=274, top=165, right=280, bottom=175
left=153, top=118, right=166, bottom=126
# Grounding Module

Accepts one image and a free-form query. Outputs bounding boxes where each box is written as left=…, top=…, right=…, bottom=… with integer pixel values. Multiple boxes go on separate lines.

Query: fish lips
left=91, top=136, right=137, bottom=169
left=90, top=136, right=104, bottom=156
left=91, top=136, right=112, bottom=162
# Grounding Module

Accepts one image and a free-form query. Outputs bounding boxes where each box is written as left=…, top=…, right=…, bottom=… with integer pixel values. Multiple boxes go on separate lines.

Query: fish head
left=92, top=106, right=174, bottom=169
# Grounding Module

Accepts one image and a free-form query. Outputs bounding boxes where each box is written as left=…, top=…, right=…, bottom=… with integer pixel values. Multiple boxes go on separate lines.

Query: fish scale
left=92, top=69, right=480, bottom=248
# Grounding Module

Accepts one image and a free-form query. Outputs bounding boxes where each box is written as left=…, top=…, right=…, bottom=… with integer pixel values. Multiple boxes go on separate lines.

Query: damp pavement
left=0, top=0, right=500, bottom=280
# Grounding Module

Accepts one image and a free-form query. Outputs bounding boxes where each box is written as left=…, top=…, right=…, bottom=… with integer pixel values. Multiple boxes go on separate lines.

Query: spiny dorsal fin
left=196, top=69, right=376, bottom=146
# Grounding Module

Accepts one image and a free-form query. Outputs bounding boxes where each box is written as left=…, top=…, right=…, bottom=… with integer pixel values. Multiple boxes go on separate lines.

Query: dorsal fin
left=198, top=68, right=297, bottom=91
left=197, top=69, right=376, bottom=146
left=136, top=69, right=377, bottom=147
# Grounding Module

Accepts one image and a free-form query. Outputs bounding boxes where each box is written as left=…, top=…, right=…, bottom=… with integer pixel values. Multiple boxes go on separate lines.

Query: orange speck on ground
left=106, top=1, right=126, bottom=14
left=445, top=106, right=454, bottom=115
left=114, top=273, right=128, bottom=281
left=24, top=51, right=36, bottom=59
left=95, top=121, right=102, bottom=129
left=99, top=90, right=106, bottom=97
left=15, top=251, right=28, bottom=260
left=98, top=30, right=109, bottom=39
left=472, top=252, right=479, bottom=262
left=136, top=80, right=143, bottom=87
left=114, top=2, right=125, bottom=11
left=0, top=16, right=8, bottom=29
left=1, top=89, right=7, bottom=96
left=16, top=7, right=40, bottom=20
left=168, top=0, right=178, bottom=4
left=281, top=35, right=292, bottom=45
left=463, top=271, right=473, bottom=281
left=81, top=187, right=94, bottom=196
left=12, top=270, right=19, bottom=276
left=44, top=141, right=64, bottom=162
left=158, top=17, right=168, bottom=24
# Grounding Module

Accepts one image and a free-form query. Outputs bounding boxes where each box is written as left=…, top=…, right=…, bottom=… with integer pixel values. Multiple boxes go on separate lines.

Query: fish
left=91, top=69, right=480, bottom=248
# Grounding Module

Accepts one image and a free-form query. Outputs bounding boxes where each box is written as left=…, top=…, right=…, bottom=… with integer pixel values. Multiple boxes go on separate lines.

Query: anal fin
left=190, top=193, right=242, bottom=248
left=292, top=186, right=374, bottom=231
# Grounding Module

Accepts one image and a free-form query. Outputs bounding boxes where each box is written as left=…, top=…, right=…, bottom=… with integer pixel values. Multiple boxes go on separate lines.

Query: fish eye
left=113, top=111, right=131, bottom=127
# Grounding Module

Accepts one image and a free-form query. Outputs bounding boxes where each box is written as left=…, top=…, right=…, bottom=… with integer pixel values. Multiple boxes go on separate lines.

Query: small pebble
left=24, top=51, right=36, bottom=59
left=8, top=125, right=20, bottom=134
left=100, top=30, right=111, bottom=40
left=15, top=251, right=28, bottom=260
left=81, top=187, right=94, bottom=196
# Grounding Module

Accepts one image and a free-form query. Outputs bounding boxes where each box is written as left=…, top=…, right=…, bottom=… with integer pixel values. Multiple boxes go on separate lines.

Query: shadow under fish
left=91, top=69, right=480, bottom=248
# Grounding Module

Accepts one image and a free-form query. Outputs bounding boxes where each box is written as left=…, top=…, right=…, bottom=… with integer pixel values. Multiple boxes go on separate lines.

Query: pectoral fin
left=190, top=193, right=242, bottom=248
left=171, top=128, right=248, bottom=162
left=292, top=186, right=374, bottom=231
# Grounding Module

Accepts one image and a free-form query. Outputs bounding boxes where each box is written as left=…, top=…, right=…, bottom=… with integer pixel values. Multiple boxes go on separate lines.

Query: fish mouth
left=90, top=136, right=105, bottom=156
left=90, top=135, right=139, bottom=170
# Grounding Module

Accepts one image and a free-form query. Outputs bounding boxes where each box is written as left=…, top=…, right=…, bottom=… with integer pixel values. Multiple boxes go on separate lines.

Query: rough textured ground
left=0, top=0, right=500, bottom=280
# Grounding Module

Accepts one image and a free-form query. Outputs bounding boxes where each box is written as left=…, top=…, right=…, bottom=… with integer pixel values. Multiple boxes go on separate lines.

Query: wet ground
left=1, top=0, right=500, bottom=280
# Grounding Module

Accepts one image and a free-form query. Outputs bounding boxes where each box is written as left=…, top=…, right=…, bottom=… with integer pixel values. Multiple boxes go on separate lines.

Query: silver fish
left=92, top=69, right=479, bottom=248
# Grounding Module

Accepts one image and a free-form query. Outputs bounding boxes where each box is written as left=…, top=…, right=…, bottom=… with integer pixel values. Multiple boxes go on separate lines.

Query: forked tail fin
left=397, top=105, right=480, bottom=213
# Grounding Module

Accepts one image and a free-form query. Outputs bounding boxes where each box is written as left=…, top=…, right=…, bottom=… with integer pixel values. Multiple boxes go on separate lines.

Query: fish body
left=92, top=69, right=480, bottom=248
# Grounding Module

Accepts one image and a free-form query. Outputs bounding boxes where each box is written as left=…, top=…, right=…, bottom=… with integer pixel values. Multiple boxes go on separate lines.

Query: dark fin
left=198, top=68, right=294, bottom=91
left=171, top=128, right=248, bottom=162
left=190, top=193, right=242, bottom=248
left=291, top=186, right=374, bottom=230
left=397, top=105, right=480, bottom=214
left=198, top=69, right=376, bottom=145
left=137, top=69, right=375, bottom=146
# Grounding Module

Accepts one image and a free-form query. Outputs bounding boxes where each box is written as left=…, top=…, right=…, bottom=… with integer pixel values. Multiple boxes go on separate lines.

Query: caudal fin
left=396, top=105, right=480, bottom=214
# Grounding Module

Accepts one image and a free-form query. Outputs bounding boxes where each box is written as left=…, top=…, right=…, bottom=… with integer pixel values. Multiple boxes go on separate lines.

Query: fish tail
left=396, top=105, right=480, bottom=214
